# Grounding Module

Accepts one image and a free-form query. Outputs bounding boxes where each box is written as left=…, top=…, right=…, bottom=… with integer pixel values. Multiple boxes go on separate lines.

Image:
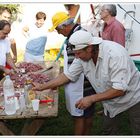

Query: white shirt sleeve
left=109, top=55, right=130, bottom=91
left=64, top=58, right=83, bottom=82
left=5, top=38, right=11, bottom=53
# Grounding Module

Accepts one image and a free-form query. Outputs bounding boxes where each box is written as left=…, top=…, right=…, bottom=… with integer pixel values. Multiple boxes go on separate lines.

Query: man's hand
left=32, top=82, right=44, bottom=91
left=12, top=67, right=20, bottom=74
left=75, top=95, right=94, bottom=110
left=5, top=68, right=19, bottom=75
left=75, top=88, right=125, bottom=110
left=4, top=68, right=14, bottom=75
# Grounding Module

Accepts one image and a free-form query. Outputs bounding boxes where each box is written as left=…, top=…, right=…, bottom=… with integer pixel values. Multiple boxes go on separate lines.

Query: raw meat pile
left=28, top=73, right=50, bottom=84
left=17, top=62, right=43, bottom=73
left=10, top=72, right=50, bottom=88
left=10, top=73, right=26, bottom=88
left=9, top=62, right=50, bottom=88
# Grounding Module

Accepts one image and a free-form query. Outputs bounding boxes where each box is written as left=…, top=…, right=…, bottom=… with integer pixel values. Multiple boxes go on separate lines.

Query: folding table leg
left=21, top=118, right=45, bottom=135
left=0, top=121, right=14, bottom=135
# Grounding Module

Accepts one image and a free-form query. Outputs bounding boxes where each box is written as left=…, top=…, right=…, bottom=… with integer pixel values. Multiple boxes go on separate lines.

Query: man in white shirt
left=0, top=20, right=18, bottom=80
left=33, top=30, right=140, bottom=135
left=0, top=7, right=17, bottom=64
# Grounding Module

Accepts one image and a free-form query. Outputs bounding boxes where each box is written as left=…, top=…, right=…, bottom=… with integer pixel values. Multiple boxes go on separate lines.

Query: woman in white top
left=23, top=11, right=47, bottom=62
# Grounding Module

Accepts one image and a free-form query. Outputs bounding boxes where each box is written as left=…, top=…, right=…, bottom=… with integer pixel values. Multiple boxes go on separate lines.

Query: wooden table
left=0, top=89, right=59, bottom=135
left=0, top=61, right=60, bottom=135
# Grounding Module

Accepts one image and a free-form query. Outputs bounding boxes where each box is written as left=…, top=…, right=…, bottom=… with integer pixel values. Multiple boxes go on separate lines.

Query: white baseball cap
left=69, top=30, right=102, bottom=51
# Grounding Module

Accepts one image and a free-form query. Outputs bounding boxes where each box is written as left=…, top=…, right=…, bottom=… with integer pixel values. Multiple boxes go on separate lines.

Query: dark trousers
left=102, top=102, right=140, bottom=135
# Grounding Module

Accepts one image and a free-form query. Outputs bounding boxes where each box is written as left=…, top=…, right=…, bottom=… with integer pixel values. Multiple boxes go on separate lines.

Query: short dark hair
left=64, top=4, right=75, bottom=11
left=0, top=20, right=11, bottom=30
left=36, top=11, right=46, bottom=20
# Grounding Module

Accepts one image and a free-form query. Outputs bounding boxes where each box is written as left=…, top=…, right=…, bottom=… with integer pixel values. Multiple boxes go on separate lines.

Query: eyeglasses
left=55, top=26, right=64, bottom=32
left=55, top=27, right=60, bottom=32
left=100, top=8, right=109, bottom=13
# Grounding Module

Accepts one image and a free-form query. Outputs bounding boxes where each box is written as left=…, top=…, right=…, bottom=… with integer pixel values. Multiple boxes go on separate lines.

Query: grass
left=4, top=51, right=133, bottom=136
left=4, top=87, right=132, bottom=135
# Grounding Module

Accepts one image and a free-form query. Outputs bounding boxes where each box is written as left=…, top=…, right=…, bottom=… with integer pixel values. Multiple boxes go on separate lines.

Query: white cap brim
left=73, top=37, right=102, bottom=51
left=69, top=30, right=103, bottom=51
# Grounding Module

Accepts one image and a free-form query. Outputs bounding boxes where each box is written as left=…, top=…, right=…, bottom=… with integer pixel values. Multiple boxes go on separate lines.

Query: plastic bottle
left=19, top=89, right=26, bottom=112
left=24, top=75, right=32, bottom=107
left=19, top=94, right=26, bottom=111
left=24, top=84, right=31, bottom=108
left=3, top=75, right=16, bottom=115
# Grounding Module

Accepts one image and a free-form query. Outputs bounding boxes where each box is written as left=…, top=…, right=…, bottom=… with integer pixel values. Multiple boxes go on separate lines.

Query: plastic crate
left=133, top=60, right=140, bottom=71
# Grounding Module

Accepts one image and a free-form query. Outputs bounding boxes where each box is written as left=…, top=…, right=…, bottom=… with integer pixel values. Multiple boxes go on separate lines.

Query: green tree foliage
left=0, top=4, right=21, bottom=22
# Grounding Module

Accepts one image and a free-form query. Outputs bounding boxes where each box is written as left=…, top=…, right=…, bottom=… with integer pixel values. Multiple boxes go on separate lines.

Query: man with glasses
left=0, top=7, right=17, bottom=66
left=100, top=4, right=125, bottom=47
left=0, top=20, right=19, bottom=80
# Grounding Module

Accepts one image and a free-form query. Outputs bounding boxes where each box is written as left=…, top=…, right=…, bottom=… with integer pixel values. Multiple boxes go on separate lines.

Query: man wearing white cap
left=49, top=12, right=96, bottom=135
left=33, top=30, right=140, bottom=135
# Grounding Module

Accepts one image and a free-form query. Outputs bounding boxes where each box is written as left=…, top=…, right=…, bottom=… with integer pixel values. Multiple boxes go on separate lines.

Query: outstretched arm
left=10, top=39, right=17, bottom=63
left=32, top=73, right=70, bottom=91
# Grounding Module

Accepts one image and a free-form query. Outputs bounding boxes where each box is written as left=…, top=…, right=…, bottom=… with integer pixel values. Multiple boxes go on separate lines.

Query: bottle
left=24, top=81, right=33, bottom=108
left=15, top=97, right=20, bottom=110
left=3, top=75, right=16, bottom=115
left=47, top=90, right=54, bottom=108
left=19, top=93, right=26, bottom=112
left=24, top=84, right=30, bottom=107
